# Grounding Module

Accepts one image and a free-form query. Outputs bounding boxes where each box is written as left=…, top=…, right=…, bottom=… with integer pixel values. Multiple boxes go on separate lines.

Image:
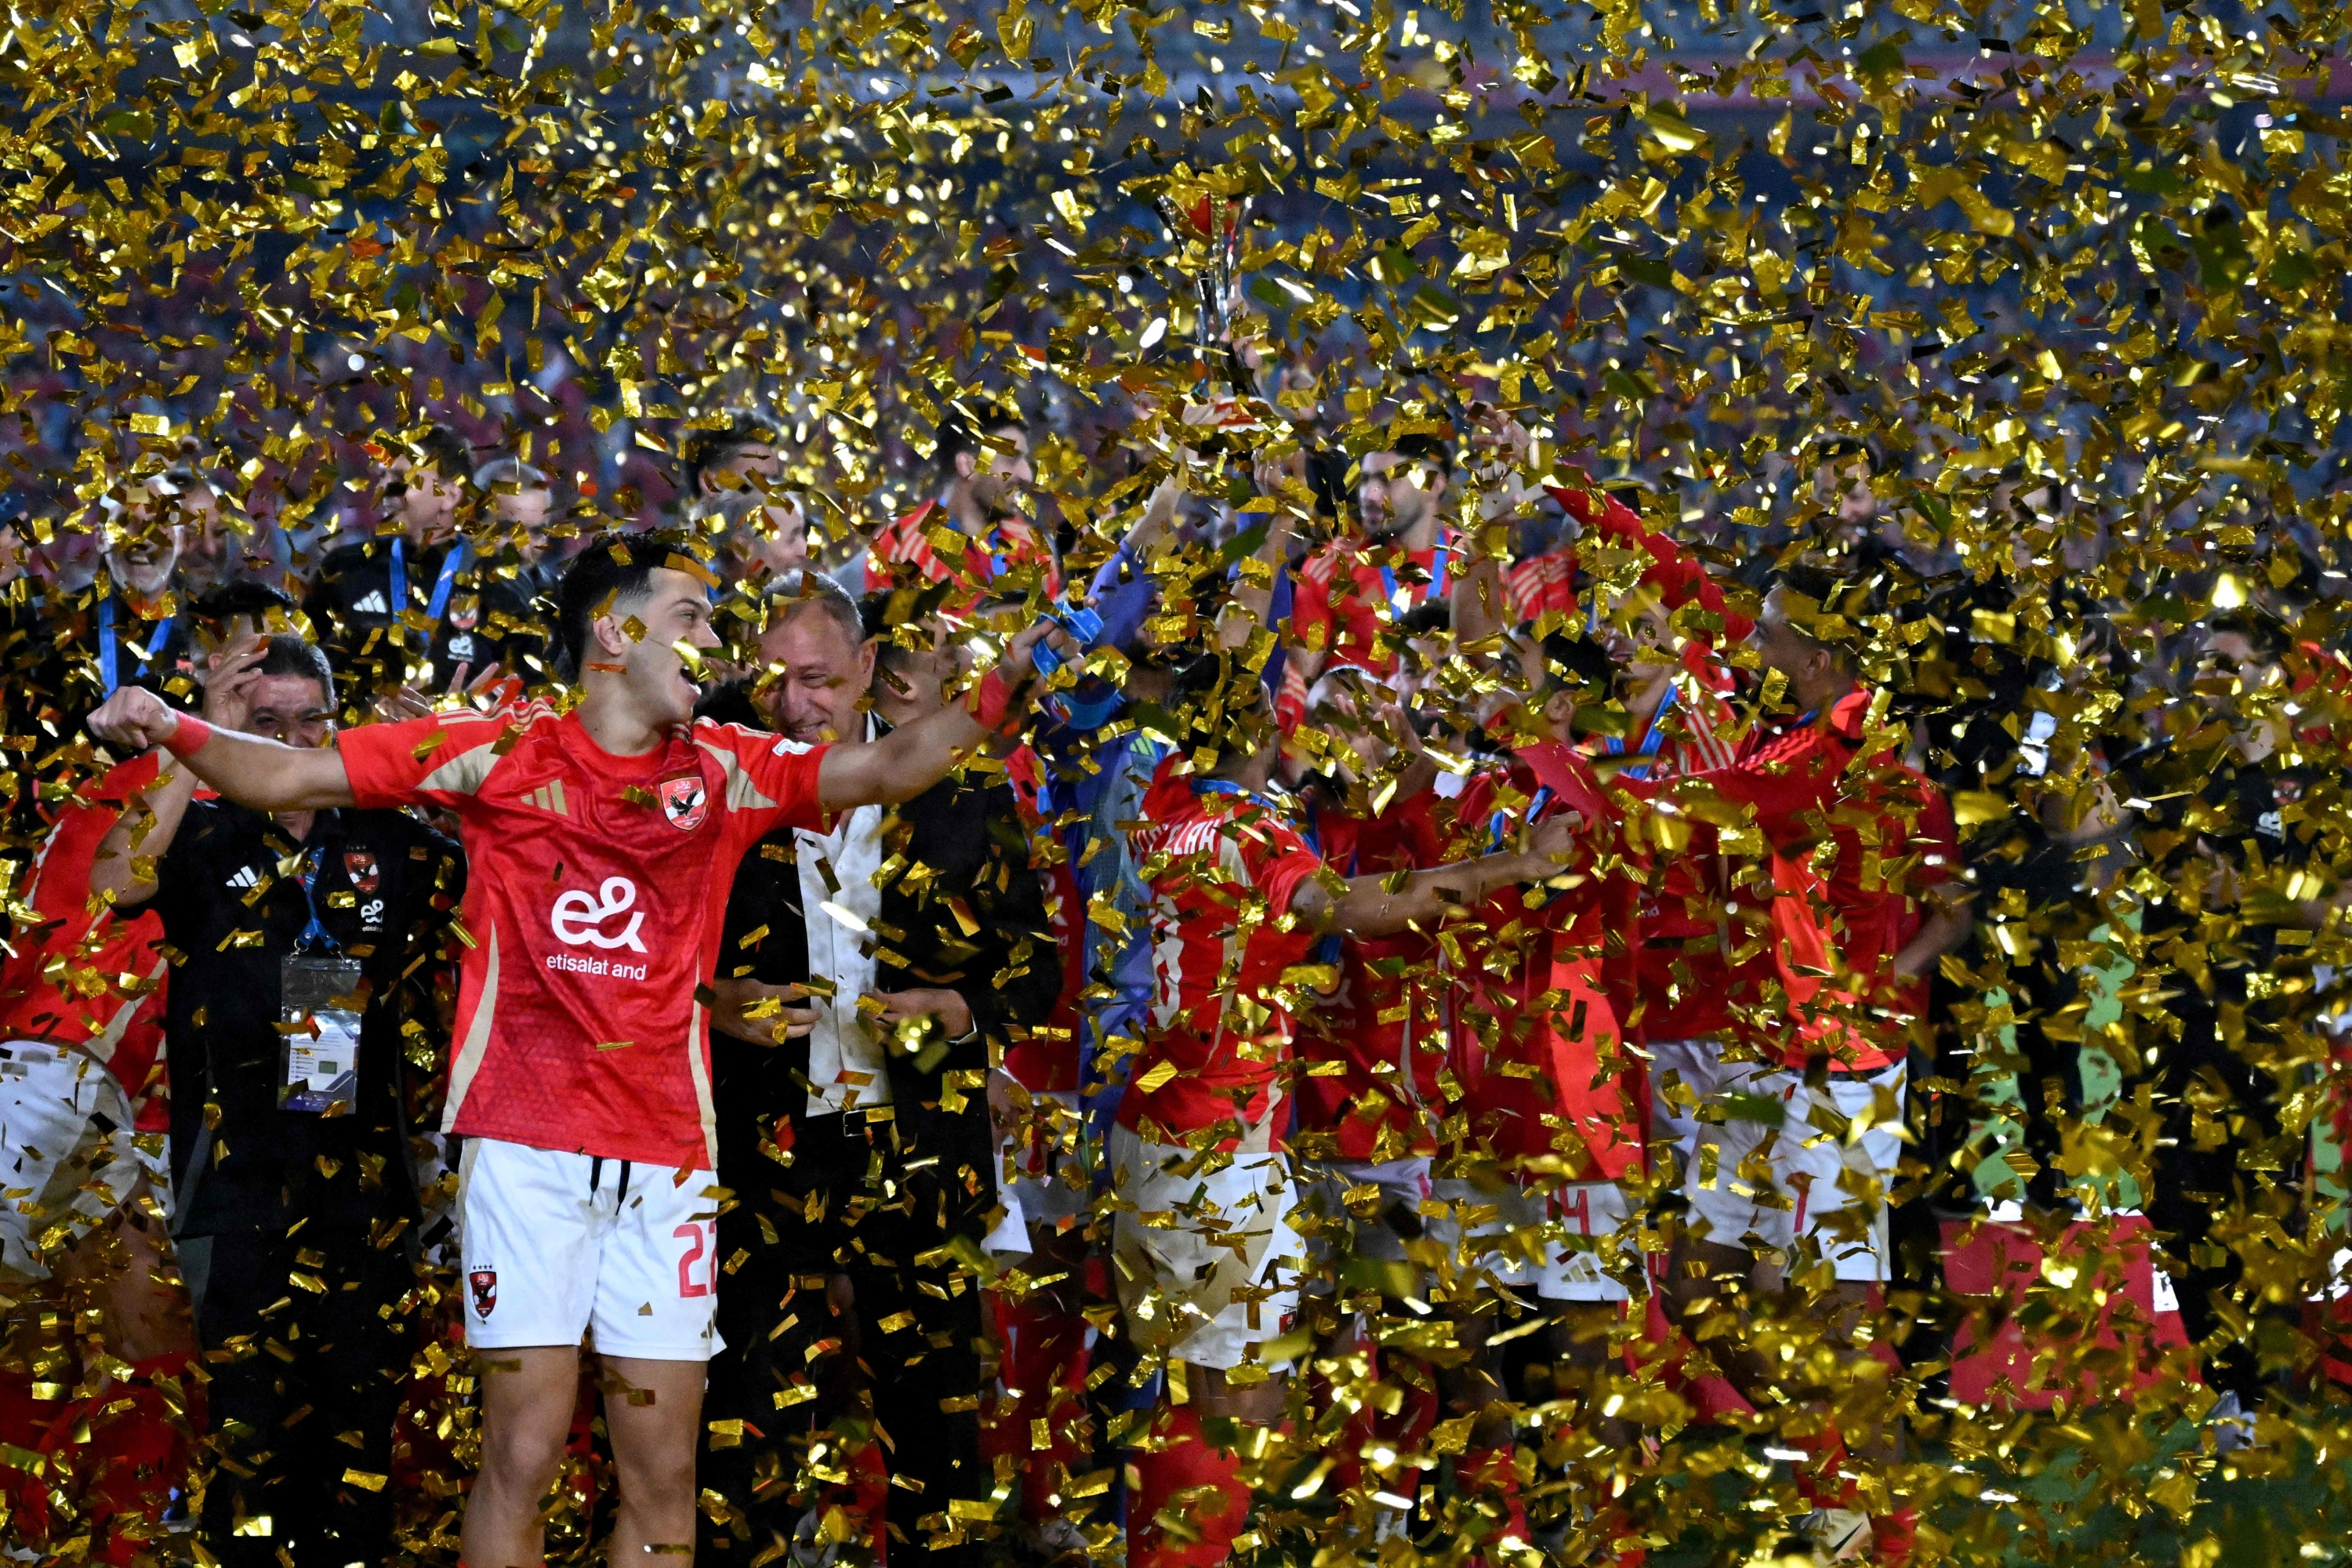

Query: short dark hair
left=407, top=423, right=473, bottom=481
left=764, top=569, right=865, bottom=649
left=2205, top=607, right=2290, bottom=662
left=554, top=532, right=673, bottom=681
left=189, top=581, right=296, bottom=630
left=1172, top=647, right=1271, bottom=759
left=1773, top=561, right=1877, bottom=668
left=935, top=397, right=1025, bottom=477
left=684, top=412, right=781, bottom=498
left=256, top=633, right=336, bottom=707
left=1812, top=434, right=1889, bottom=477
left=1387, top=431, right=1454, bottom=471
left=1527, top=630, right=1615, bottom=693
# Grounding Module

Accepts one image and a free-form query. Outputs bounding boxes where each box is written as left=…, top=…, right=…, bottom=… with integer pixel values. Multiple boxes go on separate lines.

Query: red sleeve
left=1665, top=734, right=1847, bottom=851
left=1290, top=553, right=1335, bottom=656
left=699, top=723, right=833, bottom=843
left=1908, top=775, right=1959, bottom=890
left=1546, top=474, right=1752, bottom=644
left=1261, top=844, right=1326, bottom=928
left=27, top=756, right=164, bottom=920
left=337, top=710, right=514, bottom=811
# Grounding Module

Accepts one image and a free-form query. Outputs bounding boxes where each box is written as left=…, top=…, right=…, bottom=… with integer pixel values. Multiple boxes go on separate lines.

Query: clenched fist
left=87, top=684, right=180, bottom=753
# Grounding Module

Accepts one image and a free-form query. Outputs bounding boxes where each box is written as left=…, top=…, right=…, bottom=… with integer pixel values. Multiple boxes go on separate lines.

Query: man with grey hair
left=693, top=569, right=1060, bottom=1560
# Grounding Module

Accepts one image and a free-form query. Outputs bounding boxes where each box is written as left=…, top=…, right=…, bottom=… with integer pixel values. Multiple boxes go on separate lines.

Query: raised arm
left=88, top=757, right=201, bottom=909
left=1217, top=498, right=1296, bottom=653
left=1454, top=408, right=1540, bottom=646
left=1290, top=811, right=1579, bottom=939
left=88, top=683, right=354, bottom=812
left=817, top=619, right=1067, bottom=811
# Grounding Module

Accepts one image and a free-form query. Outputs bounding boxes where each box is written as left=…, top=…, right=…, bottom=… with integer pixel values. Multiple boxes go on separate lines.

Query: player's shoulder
left=317, top=540, right=376, bottom=577
left=691, top=716, right=819, bottom=760
left=1299, top=542, right=1351, bottom=585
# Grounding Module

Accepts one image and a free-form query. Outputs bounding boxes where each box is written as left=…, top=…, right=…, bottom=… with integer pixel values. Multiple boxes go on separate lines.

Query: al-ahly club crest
left=470, top=1268, right=497, bottom=1319
left=659, top=775, right=708, bottom=832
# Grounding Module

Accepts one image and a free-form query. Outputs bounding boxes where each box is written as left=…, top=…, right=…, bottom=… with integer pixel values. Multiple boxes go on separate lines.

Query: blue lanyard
left=1378, top=540, right=1449, bottom=613
left=96, top=597, right=174, bottom=697
left=388, top=539, right=469, bottom=633
left=1607, top=684, right=1679, bottom=780
left=1192, top=777, right=1283, bottom=814
left=296, top=845, right=339, bottom=954
left=1489, top=786, right=1554, bottom=852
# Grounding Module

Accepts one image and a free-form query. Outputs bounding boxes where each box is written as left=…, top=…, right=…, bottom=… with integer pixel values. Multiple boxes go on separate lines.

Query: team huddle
left=9, top=397, right=2183, bottom=1568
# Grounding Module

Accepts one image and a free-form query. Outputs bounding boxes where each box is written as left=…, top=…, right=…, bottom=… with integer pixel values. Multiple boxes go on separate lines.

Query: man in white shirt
left=693, top=575, right=1061, bottom=1563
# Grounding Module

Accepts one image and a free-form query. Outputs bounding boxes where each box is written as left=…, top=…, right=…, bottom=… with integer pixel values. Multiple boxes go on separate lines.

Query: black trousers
left=185, top=1225, right=416, bottom=1568
left=699, top=1102, right=996, bottom=1563
left=2147, top=987, right=2303, bottom=1401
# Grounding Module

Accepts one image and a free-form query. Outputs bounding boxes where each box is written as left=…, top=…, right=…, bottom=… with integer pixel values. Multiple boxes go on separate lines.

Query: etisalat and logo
left=548, top=876, right=650, bottom=980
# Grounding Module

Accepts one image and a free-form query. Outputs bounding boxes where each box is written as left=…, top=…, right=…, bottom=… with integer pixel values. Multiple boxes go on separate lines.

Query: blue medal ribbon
left=295, top=846, right=339, bottom=954
left=96, top=597, right=174, bottom=698
left=388, top=538, right=470, bottom=640
left=1378, top=539, right=1450, bottom=615
left=1606, top=683, right=1679, bottom=781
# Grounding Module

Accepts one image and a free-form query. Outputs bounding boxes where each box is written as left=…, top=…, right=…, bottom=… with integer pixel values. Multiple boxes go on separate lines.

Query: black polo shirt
left=150, top=797, right=463, bottom=1236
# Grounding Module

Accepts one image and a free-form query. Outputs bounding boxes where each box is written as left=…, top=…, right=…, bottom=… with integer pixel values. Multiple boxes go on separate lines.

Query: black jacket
left=712, top=737, right=1059, bottom=1137
left=150, top=799, right=463, bottom=1236
left=306, top=538, right=549, bottom=701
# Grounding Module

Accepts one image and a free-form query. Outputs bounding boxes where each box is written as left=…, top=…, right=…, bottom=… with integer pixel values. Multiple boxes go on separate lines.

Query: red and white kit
left=339, top=702, right=831, bottom=1356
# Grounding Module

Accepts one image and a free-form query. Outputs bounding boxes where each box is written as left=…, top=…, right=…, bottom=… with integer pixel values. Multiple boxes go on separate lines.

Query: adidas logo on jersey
left=352, top=590, right=390, bottom=615
left=225, top=866, right=263, bottom=890
left=522, top=782, right=569, bottom=815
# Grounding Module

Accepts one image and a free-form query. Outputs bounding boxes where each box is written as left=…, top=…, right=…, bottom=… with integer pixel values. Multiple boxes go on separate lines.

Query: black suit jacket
left=711, top=735, right=1060, bottom=1138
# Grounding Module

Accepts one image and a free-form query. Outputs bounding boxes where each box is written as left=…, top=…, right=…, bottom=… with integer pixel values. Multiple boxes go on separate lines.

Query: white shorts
left=1109, top=1122, right=1303, bottom=1372
left=1646, top=1036, right=1722, bottom=1161
left=1000, top=1089, right=1091, bottom=1247
left=1432, top=1176, right=1633, bottom=1302
left=1685, top=1060, right=1907, bottom=1283
left=457, top=1138, right=724, bottom=1361
left=0, top=1041, right=158, bottom=1283
left=1301, top=1155, right=1433, bottom=1269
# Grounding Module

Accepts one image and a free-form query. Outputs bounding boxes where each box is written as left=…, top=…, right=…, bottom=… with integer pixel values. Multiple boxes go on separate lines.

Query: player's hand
left=88, top=684, right=181, bottom=752
left=770, top=1004, right=822, bottom=1041
left=866, top=986, right=975, bottom=1040
left=986, top=1066, right=1029, bottom=1141
left=200, top=634, right=270, bottom=731
left=1468, top=405, right=1534, bottom=475
left=1005, top=620, right=1075, bottom=690
left=377, top=659, right=513, bottom=724
left=1527, top=809, right=1587, bottom=868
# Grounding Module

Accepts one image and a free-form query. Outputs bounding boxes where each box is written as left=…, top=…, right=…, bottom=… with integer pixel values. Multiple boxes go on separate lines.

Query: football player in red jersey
left=864, top=399, right=1060, bottom=598
left=86, top=530, right=1072, bottom=1568
left=1624, top=569, right=1966, bottom=1561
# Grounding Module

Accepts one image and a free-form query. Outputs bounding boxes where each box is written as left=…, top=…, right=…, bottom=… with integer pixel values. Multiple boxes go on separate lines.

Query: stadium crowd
left=0, top=372, right=2342, bottom=1568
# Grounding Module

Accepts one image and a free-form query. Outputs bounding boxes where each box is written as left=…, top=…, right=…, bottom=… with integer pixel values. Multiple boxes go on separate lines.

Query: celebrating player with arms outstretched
left=87, top=531, right=1068, bottom=1568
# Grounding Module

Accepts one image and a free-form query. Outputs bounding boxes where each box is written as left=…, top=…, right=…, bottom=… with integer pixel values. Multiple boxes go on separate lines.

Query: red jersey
left=1116, top=757, right=1324, bottom=1148
left=0, top=756, right=171, bottom=1126
left=1504, top=553, right=1577, bottom=627
left=1290, top=532, right=1457, bottom=680
left=1822, top=763, right=1958, bottom=1040
left=1449, top=744, right=1641, bottom=1180
left=1290, top=789, right=1449, bottom=1163
left=338, top=704, right=831, bottom=1168
left=1627, top=691, right=1889, bottom=1070
left=1611, top=673, right=1746, bottom=1042
left=863, top=500, right=1061, bottom=600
